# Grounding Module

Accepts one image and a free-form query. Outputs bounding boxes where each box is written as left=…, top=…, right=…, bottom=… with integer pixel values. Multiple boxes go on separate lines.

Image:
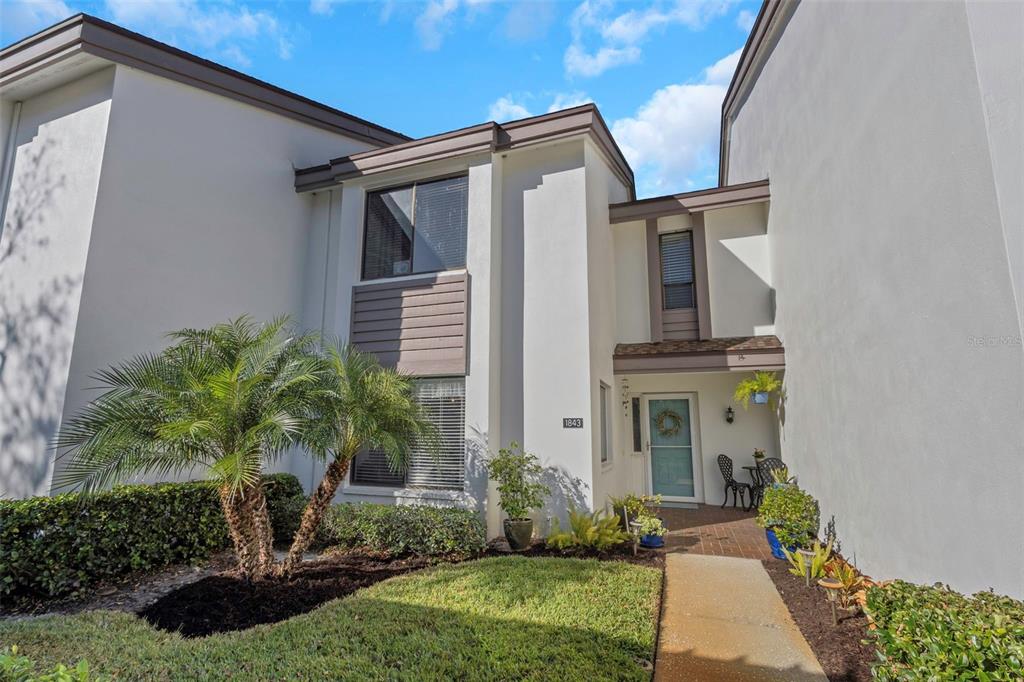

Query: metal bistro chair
left=753, top=457, right=788, bottom=507
left=717, top=454, right=753, bottom=511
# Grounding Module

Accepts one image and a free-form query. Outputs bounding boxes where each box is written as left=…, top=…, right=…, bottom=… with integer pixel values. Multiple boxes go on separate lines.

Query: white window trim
left=600, top=381, right=613, bottom=470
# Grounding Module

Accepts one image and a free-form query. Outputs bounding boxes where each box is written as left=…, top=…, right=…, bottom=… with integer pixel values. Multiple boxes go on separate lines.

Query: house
left=1, top=1, right=1021, bottom=598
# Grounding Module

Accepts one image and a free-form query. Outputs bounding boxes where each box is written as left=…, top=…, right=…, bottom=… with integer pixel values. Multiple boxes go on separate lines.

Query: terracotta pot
left=503, top=518, right=533, bottom=551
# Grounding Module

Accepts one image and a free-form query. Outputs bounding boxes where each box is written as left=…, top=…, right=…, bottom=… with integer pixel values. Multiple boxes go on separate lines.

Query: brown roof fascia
left=1, top=14, right=409, bottom=147
left=294, top=104, right=637, bottom=196
left=718, top=0, right=796, bottom=185
left=608, top=179, right=769, bottom=224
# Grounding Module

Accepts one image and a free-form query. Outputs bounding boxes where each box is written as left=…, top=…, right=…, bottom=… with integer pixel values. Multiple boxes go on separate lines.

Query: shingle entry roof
left=614, top=335, right=783, bottom=357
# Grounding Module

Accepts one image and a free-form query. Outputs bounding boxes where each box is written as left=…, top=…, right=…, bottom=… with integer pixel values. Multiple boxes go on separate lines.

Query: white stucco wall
left=703, top=203, right=773, bottom=338
left=0, top=68, right=114, bottom=498
left=620, top=371, right=780, bottom=508
left=6, top=64, right=378, bottom=493
left=726, top=0, right=1024, bottom=596
left=612, top=220, right=650, bottom=343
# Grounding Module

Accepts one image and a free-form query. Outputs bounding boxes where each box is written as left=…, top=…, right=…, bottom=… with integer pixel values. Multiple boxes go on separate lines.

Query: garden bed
left=141, top=552, right=436, bottom=637
left=761, top=558, right=874, bottom=682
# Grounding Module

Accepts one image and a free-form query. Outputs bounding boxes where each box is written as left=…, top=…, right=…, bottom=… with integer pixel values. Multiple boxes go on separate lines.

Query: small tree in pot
left=487, top=442, right=549, bottom=550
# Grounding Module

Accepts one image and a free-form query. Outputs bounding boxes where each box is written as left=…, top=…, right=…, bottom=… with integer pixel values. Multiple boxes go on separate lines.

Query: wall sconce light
left=725, top=406, right=735, bottom=424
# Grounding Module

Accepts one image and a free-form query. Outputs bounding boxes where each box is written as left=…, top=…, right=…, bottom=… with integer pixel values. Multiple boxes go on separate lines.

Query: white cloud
left=488, top=95, right=532, bottom=122
left=736, top=8, right=756, bottom=32
left=1, top=0, right=74, bottom=40
left=564, top=43, right=640, bottom=78
left=703, top=47, right=742, bottom=85
left=103, top=0, right=293, bottom=65
left=611, top=49, right=741, bottom=196
left=547, top=91, right=593, bottom=113
left=415, top=0, right=459, bottom=50
left=310, top=0, right=343, bottom=17
left=565, top=0, right=735, bottom=77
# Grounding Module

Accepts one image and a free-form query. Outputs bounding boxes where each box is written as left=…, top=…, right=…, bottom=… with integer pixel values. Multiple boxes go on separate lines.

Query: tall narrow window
left=350, top=378, right=466, bottom=490
left=600, top=382, right=611, bottom=464
left=631, top=397, right=642, bottom=453
left=361, top=175, right=468, bottom=280
left=659, top=231, right=695, bottom=309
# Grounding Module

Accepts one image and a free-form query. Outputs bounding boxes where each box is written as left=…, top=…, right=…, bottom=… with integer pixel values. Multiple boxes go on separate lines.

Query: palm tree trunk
left=281, top=457, right=351, bottom=575
left=247, top=483, right=276, bottom=579
left=219, top=485, right=257, bottom=580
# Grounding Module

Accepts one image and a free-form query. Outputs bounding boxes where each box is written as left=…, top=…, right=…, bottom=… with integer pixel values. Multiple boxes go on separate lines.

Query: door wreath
left=655, top=409, right=684, bottom=438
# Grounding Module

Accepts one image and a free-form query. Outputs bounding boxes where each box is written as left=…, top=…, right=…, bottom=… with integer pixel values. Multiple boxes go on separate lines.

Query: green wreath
left=655, top=409, right=683, bottom=438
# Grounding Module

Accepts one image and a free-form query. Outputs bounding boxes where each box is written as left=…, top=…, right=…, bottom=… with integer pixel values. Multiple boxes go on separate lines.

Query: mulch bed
left=761, top=558, right=875, bottom=682
left=140, top=552, right=434, bottom=637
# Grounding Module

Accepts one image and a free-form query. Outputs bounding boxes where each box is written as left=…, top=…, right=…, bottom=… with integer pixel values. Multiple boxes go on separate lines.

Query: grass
left=0, top=556, right=662, bottom=681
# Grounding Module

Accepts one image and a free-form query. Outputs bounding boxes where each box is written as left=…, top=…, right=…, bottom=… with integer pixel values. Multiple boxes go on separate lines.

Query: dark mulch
left=483, top=538, right=665, bottom=568
left=140, top=552, right=435, bottom=638
left=762, top=558, right=875, bottom=682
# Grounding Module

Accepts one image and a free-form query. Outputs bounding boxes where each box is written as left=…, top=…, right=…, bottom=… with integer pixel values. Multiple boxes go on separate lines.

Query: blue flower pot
left=752, top=391, right=769, bottom=405
left=640, top=534, right=664, bottom=548
left=765, top=528, right=794, bottom=560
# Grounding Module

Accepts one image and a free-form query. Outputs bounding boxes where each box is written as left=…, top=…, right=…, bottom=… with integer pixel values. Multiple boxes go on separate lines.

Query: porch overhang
left=613, top=336, right=785, bottom=374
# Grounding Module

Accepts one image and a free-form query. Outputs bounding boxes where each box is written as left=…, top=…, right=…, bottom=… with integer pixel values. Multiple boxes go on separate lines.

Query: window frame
left=359, top=173, right=469, bottom=282
left=349, top=376, right=467, bottom=491
left=599, top=381, right=612, bottom=466
left=658, top=230, right=696, bottom=311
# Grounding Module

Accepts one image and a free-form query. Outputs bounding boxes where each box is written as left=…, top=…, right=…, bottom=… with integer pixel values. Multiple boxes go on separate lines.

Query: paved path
left=655, top=553, right=828, bottom=681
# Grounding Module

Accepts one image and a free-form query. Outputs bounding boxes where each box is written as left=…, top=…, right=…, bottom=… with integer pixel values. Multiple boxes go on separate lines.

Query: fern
left=545, top=509, right=629, bottom=551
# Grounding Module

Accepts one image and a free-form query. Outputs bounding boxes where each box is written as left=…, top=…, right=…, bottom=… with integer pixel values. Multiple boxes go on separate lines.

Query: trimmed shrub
left=319, top=503, right=485, bottom=559
left=756, top=485, right=819, bottom=549
left=0, top=474, right=304, bottom=600
left=866, top=580, right=1024, bottom=681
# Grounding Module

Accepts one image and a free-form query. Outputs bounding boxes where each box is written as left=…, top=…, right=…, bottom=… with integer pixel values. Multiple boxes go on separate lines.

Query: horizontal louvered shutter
left=405, top=378, right=466, bottom=490
left=660, top=231, right=695, bottom=309
left=412, top=176, right=468, bottom=274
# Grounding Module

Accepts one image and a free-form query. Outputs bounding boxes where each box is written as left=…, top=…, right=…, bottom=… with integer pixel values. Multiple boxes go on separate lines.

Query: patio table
left=742, top=465, right=765, bottom=507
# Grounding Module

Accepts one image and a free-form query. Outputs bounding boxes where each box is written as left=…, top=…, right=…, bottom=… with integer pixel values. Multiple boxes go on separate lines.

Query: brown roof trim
left=0, top=14, right=409, bottom=147
left=613, top=336, right=785, bottom=374
left=609, top=179, right=769, bottom=224
left=294, top=104, right=636, bottom=196
left=718, top=0, right=797, bottom=185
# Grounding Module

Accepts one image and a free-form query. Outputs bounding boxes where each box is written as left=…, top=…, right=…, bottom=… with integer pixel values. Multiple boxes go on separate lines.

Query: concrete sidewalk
left=654, top=553, right=828, bottom=681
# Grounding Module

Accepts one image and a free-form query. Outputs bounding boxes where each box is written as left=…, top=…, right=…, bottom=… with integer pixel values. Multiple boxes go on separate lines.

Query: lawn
left=1, top=556, right=662, bottom=681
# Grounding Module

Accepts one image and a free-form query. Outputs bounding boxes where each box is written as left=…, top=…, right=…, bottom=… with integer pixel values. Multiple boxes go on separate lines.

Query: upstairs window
left=659, top=231, right=695, bottom=309
left=361, top=175, right=468, bottom=280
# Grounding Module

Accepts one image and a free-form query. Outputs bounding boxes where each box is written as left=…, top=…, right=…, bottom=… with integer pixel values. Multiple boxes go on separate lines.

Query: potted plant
left=486, top=441, right=549, bottom=551
left=609, top=493, right=661, bottom=529
left=632, top=514, right=666, bottom=549
left=753, top=448, right=766, bottom=462
left=756, top=484, right=819, bottom=559
left=734, top=371, right=782, bottom=409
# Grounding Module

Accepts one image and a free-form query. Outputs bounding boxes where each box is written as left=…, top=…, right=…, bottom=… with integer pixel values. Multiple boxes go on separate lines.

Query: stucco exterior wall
left=0, top=68, right=114, bottom=498
left=5, top=64, right=377, bottom=493
left=726, top=1, right=1024, bottom=596
left=612, top=220, right=650, bottom=343
left=703, top=203, right=773, bottom=338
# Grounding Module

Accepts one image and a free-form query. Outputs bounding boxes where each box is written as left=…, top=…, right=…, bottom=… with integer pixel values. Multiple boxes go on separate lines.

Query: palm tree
left=54, top=316, right=323, bottom=581
left=281, top=344, right=439, bottom=575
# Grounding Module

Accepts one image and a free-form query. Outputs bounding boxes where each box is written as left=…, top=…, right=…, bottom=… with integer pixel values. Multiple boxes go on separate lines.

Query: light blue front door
left=647, top=396, right=699, bottom=500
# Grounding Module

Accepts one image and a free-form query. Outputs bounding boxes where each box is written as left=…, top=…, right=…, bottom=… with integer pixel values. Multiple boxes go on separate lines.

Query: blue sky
left=1, top=0, right=758, bottom=197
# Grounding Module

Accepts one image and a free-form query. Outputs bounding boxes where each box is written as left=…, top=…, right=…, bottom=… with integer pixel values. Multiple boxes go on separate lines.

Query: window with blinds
left=350, top=378, right=466, bottom=490
left=361, top=176, right=468, bottom=280
left=659, top=231, right=695, bottom=309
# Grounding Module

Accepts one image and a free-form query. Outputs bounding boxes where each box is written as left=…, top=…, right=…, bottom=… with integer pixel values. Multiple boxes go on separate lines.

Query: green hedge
left=0, top=474, right=304, bottom=600
left=866, top=580, right=1024, bottom=681
left=319, top=503, right=486, bottom=559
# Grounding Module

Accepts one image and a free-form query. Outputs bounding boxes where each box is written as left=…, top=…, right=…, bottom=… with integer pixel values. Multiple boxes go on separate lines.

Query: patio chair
left=717, top=454, right=753, bottom=511
left=752, top=457, right=787, bottom=507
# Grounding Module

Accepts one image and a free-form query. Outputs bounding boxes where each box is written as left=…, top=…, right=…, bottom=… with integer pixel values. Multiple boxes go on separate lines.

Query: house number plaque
left=562, top=418, right=584, bottom=428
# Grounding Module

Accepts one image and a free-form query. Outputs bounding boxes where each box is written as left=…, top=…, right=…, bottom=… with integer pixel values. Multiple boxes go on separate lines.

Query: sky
left=0, top=0, right=759, bottom=198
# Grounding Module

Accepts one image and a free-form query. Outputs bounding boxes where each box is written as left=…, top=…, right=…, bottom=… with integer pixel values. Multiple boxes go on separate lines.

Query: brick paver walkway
left=657, top=505, right=773, bottom=561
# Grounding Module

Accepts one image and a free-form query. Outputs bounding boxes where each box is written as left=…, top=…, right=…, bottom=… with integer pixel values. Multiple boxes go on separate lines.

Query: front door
left=644, top=394, right=702, bottom=503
